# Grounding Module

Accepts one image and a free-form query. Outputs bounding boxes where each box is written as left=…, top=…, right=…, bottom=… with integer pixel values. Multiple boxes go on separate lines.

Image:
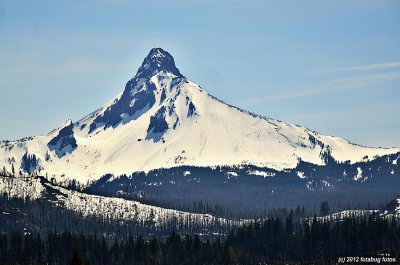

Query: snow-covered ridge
left=317, top=196, right=400, bottom=221
left=318, top=207, right=400, bottom=222
left=318, top=210, right=378, bottom=222
left=0, top=47, right=399, bottom=184
left=383, top=196, right=400, bottom=218
left=0, top=175, right=243, bottom=226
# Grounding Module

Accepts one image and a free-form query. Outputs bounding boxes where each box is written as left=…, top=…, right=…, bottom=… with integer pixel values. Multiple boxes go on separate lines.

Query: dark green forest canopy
left=1, top=213, right=399, bottom=265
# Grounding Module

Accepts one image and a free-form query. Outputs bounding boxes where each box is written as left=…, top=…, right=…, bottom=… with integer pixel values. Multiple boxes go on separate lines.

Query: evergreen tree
left=320, top=201, right=330, bottom=216
left=68, top=250, right=87, bottom=265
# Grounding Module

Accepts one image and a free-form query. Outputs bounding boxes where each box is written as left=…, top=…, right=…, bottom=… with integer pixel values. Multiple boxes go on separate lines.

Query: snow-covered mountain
left=1, top=47, right=399, bottom=185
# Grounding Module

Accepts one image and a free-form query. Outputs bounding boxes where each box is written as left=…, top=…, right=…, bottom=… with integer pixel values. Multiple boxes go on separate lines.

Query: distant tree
left=68, top=250, right=87, bottom=265
left=45, top=151, right=50, bottom=161
left=11, top=164, right=15, bottom=177
left=320, top=201, right=330, bottom=216
left=149, top=209, right=155, bottom=220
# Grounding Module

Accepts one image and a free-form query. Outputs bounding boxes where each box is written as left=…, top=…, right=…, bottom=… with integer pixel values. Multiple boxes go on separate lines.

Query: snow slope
left=0, top=175, right=240, bottom=226
left=0, top=48, right=399, bottom=184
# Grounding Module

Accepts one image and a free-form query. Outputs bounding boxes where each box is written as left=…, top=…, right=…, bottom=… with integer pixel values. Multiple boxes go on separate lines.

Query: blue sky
left=0, top=0, right=399, bottom=147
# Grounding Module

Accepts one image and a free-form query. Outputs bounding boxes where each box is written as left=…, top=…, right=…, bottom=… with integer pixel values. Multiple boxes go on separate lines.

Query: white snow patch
left=226, top=171, right=238, bottom=177
left=354, top=167, right=363, bottom=181
left=247, top=170, right=275, bottom=178
left=297, top=171, right=306, bottom=179
left=322, top=180, right=333, bottom=189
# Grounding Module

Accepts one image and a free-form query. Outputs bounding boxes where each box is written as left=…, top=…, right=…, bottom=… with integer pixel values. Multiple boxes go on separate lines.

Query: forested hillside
left=1, top=213, right=399, bottom=265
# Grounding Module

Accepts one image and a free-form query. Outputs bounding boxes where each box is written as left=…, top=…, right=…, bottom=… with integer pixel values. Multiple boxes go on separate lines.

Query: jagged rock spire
left=134, top=48, right=183, bottom=80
